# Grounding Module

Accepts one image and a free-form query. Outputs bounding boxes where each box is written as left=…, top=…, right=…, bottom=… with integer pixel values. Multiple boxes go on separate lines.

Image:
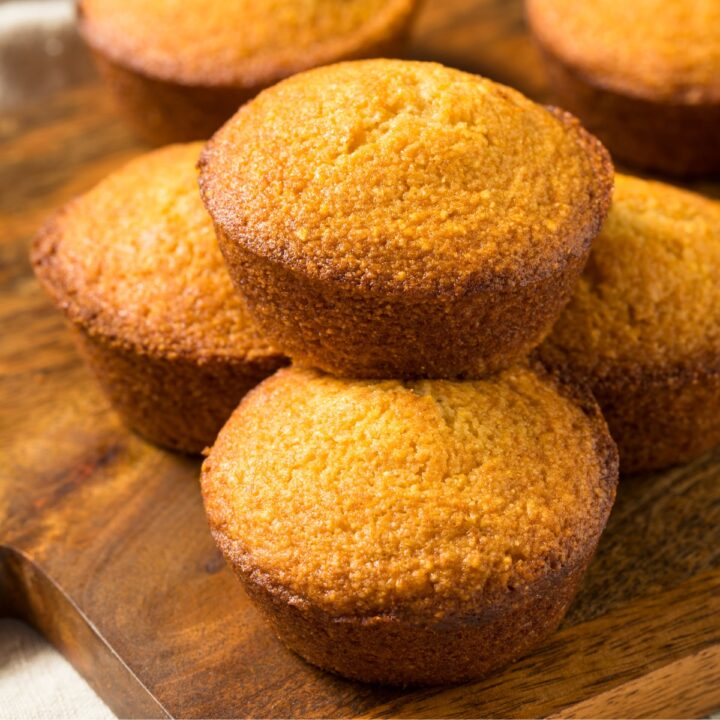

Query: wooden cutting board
left=2, top=1, right=719, bottom=717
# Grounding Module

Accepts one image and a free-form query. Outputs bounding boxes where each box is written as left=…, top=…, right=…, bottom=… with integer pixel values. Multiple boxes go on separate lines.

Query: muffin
left=526, top=0, right=720, bottom=176
left=31, top=143, right=286, bottom=453
left=202, top=365, right=618, bottom=685
left=200, top=59, right=613, bottom=380
left=78, top=0, right=419, bottom=145
left=540, top=174, right=720, bottom=473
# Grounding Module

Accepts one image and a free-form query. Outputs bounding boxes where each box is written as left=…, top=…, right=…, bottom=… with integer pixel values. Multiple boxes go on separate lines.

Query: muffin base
left=591, top=361, right=720, bottom=474
left=205, top=370, right=618, bottom=684
left=538, top=48, right=720, bottom=177
left=71, top=324, right=286, bottom=453
left=216, top=227, right=594, bottom=380
left=215, top=540, right=593, bottom=685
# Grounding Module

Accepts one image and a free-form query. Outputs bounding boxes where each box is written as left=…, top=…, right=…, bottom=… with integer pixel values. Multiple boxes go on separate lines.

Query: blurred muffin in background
left=540, top=174, right=720, bottom=472
left=32, top=143, right=287, bottom=453
left=78, top=0, right=420, bottom=144
left=526, top=0, right=720, bottom=176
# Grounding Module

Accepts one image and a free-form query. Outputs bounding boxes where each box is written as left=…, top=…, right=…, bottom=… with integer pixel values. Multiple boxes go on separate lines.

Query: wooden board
left=1, top=1, right=719, bottom=716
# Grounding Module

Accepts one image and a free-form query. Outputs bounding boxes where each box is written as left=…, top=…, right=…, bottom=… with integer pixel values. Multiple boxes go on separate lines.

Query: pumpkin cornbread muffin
left=540, top=175, right=720, bottom=473
left=202, top=365, right=618, bottom=684
left=526, top=0, right=720, bottom=176
left=78, top=0, right=419, bottom=145
left=200, top=59, right=613, bottom=379
left=31, top=143, right=286, bottom=453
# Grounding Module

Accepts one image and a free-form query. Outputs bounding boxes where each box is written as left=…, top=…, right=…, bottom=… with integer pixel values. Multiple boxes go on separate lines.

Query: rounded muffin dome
left=201, top=59, right=610, bottom=295
left=526, top=0, right=720, bottom=103
left=203, top=365, right=617, bottom=617
left=79, top=0, right=417, bottom=87
left=34, top=143, right=279, bottom=362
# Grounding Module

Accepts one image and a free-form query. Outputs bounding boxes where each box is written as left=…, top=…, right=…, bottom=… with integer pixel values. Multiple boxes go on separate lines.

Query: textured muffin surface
left=201, top=59, right=611, bottom=295
left=542, top=174, right=720, bottom=378
left=202, top=366, right=615, bottom=617
left=526, top=0, right=720, bottom=102
left=80, top=0, right=415, bottom=86
left=35, top=143, right=278, bottom=361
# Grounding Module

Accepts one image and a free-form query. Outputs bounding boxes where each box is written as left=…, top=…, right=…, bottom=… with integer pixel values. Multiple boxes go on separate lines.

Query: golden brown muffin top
left=542, top=174, right=720, bottom=378
left=202, top=366, right=616, bottom=617
left=79, top=0, right=416, bottom=86
left=200, top=60, right=612, bottom=296
left=526, top=0, right=720, bottom=103
left=33, top=143, right=279, bottom=362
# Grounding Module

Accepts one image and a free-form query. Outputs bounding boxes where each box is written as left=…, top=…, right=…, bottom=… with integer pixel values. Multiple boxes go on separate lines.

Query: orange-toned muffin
left=200, top=59, right=613, bottom=380
left=78, top=0, right=419, bottom=145
left=202, top=365, right=618, bottom=684
left=31, top=143, right=286, bottom=453
left=540, top=174, right=720, bottom=473
left=526, top=0, right=720, bottom=176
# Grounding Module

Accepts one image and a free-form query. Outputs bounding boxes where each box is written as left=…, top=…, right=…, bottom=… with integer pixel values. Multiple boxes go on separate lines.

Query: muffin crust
left=541, top=174, right=720, bottom=471
left=202, top=365, right=618, bottom=683
left=201, top=59, right=613, bottom=378
left=32, top=143, right=286, bottom=452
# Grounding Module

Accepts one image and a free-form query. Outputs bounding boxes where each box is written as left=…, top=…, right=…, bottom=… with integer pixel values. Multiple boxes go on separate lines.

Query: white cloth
left=0, top=619, right=114, bottom=720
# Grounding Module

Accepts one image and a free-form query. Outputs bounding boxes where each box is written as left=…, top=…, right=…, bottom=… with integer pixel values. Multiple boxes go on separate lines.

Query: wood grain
left=1, top=1, right=719, bottom=717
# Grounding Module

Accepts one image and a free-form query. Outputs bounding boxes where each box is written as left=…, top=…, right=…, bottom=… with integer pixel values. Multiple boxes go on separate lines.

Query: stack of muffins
left=31, top=0, right=720, bottom=688
left=197, top=59, right=620, bottom=683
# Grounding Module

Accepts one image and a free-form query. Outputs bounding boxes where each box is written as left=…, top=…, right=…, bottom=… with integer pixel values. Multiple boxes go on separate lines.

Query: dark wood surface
left=1, top=1, right=719, bottom=717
